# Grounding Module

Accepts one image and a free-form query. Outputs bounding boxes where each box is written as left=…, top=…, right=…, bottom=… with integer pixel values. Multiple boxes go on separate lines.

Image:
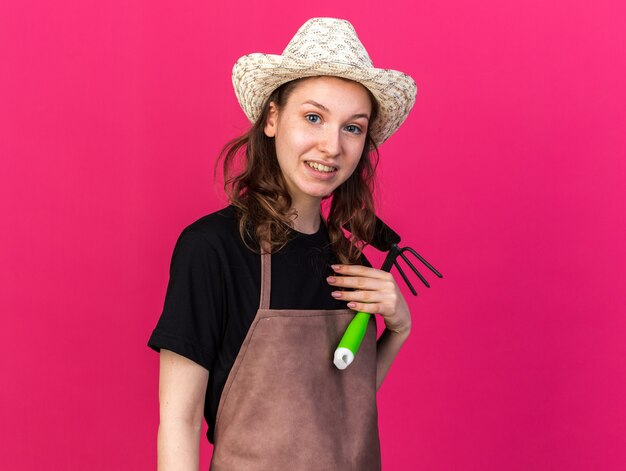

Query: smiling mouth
left=306, top=161, right=337, bottom=173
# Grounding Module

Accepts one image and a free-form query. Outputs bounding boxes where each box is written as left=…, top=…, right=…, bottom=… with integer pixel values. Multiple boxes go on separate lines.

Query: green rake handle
left=333, top=312, right=370, bottom=370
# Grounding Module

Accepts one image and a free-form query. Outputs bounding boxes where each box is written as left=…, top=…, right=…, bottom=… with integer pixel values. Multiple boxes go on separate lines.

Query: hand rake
left=333, top=216, right=443, bottom=369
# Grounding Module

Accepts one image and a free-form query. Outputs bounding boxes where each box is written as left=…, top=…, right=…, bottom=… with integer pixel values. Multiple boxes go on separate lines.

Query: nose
left=319, top=126, right=341, bottom=158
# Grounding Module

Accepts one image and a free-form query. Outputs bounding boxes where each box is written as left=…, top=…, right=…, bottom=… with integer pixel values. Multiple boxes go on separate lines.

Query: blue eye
left=345, top=124, right=362, bottom=135
left=306, top=114, right=320, bottom=123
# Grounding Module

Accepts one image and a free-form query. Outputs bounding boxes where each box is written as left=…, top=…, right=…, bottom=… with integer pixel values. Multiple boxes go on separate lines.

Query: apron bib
left=210, top=242, right=381, bottom=470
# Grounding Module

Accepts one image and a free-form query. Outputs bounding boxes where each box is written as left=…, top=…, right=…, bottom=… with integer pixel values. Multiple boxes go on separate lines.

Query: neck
left=290, top=198, right=322, bottom=234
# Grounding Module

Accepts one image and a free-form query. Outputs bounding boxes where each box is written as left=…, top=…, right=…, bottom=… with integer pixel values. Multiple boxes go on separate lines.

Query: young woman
left=148, top=17, right=417, bottom=470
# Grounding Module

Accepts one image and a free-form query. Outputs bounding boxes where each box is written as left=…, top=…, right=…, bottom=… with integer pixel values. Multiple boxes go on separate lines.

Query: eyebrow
left=302, top=100, right=370, bottom=121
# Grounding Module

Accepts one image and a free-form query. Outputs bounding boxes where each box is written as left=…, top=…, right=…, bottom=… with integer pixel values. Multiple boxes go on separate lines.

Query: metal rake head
left=344, top=216, right=443, bottom=296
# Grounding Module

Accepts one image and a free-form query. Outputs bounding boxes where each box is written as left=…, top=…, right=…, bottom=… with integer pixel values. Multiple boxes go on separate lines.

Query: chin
left=301, top=186, right=338, bottom=199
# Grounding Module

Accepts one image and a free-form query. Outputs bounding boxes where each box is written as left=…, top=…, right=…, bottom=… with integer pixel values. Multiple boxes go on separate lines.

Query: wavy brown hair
left=215, top=77, right=380, bottom=264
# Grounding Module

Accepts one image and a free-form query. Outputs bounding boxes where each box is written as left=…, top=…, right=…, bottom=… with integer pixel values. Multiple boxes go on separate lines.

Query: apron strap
left=259, top=239, right=271, bottom=310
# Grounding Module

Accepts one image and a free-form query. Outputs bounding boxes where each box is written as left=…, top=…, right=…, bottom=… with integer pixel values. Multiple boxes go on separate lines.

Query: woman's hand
left=327, top=264, right=412, bottom=337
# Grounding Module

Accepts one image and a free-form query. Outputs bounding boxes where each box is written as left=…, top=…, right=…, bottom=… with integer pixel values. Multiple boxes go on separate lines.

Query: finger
left=327, top=275, right=395, bottom=292
left=346, top=301, right=381, bottom=314
left=331, top=264, right=393, bottom=280
left=327, top=275, right=379, bottom=291
left=331, top=289, right=386, bottom=303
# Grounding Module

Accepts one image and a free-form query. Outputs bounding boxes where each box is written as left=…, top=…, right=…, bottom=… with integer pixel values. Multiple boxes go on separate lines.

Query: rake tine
left=402, top=247, right=443, bottom=278
left=393, top=260, right=418, bottom=296
left=398, top=250, right=430, bottom=288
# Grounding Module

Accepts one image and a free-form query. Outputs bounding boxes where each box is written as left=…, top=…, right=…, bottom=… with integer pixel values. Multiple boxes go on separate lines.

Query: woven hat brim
left=232, top=53, right=417, bottom=146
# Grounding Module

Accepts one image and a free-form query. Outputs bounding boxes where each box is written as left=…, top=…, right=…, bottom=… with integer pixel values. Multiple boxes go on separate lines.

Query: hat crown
left=282, top=18, right=373, bottom=69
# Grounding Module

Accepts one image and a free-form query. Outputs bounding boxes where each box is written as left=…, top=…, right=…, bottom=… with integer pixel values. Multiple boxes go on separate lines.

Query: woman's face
left=264, top=76, right=372, bottom=208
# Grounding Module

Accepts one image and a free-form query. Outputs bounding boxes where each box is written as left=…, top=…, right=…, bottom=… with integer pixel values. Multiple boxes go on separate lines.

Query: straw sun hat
left=232, top=17, right=417, bottom=147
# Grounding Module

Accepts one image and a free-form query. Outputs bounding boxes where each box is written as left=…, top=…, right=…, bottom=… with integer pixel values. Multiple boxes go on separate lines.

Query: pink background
left=1, top=0, right=625, bottom=469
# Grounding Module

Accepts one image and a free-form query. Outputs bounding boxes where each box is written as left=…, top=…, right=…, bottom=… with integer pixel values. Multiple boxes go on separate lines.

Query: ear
left=264, top=102, right=278, bottom=138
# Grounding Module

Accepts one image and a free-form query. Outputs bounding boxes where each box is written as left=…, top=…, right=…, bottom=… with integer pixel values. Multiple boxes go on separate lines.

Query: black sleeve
left=147, top=229, right=224, bottom=371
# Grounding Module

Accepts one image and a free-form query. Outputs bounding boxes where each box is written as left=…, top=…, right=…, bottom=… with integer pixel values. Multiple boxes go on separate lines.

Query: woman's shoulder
left=184, top=205, right=238, bottom=232
left=176, top=205, right=241, bottom=249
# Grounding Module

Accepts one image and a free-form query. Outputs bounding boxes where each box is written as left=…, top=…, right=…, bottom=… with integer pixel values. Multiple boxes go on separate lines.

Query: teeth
left=307, top=161, right=336, bottom=173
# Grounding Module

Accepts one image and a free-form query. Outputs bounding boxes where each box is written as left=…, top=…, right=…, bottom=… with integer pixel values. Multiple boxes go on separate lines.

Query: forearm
left=376, top=328, right=410, bottom=391
left=157, top=419, right=202, bottom=471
